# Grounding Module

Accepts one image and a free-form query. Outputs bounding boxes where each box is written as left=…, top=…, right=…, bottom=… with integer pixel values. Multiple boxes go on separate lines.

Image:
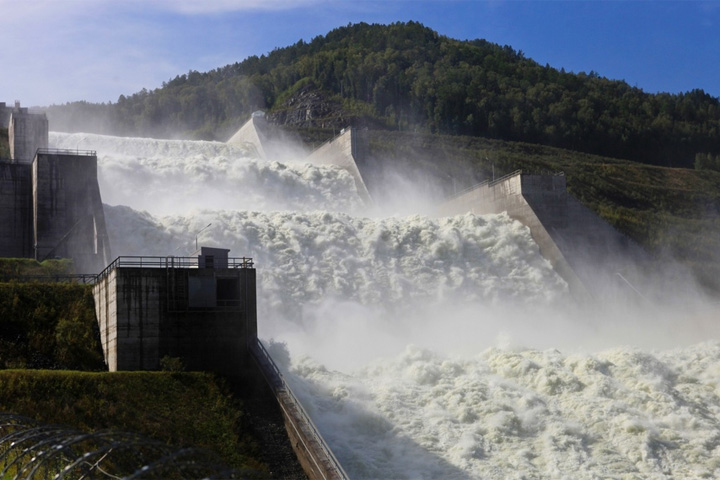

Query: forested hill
left=45, top=21, right=720, bottom=168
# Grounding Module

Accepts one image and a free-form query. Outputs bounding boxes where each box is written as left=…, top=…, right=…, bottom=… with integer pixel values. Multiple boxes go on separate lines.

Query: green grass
left=0, top=270, right=269, bottom=475
left=0, top=257, right=74, bottom=278
left=0, top=370, right=267, bottom=474
left=0, top=281, right=105, bottom=370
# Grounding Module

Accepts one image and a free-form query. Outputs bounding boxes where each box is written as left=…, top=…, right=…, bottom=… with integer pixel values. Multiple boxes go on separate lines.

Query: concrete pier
left=32, top=149, right=112, bottom=273
left=0, top=162, right=33, bottom=257
left=227, top=117, right=371, bottom=203
left=304, top=127, right=371, bottom=203
left=226, top=117, right=648, bottom=300
left=436, top=171, right=648, bottom=301
left=7, top=102, right=48, bottom=163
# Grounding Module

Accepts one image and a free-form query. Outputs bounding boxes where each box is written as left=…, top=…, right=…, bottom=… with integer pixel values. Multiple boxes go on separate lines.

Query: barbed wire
left=0, top=413, right=254, bottom=480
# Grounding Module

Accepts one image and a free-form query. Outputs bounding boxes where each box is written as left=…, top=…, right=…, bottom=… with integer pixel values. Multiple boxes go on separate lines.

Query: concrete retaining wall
left=251, top=340, right=348, bottom=480
left=33, top=151, right=111, bottom=273
left=0, top=162, right=33, bottom=257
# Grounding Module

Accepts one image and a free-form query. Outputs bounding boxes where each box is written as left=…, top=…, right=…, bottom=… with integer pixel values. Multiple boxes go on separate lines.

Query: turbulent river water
left=52, top=132, right=720, bottom=479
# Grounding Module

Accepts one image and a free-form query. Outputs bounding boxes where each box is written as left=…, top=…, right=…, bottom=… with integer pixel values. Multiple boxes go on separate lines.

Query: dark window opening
left=217, top=277, right=240, bottom=307
left=188, top=275, right=216, bottom=308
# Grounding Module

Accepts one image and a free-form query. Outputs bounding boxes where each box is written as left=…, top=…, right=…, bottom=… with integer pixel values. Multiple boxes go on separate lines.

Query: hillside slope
left=363, top=130, right=720, bottom=294
left=44, top=22, right=720, bottom=168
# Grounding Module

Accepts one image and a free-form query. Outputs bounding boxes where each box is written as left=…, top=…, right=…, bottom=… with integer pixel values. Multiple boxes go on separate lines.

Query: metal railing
left=35, top=148, right=97, bottom=157
left=0, top=274, right=97, bottom=284
left=250, top=338, right=349, bottom=480
left=96, top=256, right=254, bottom=283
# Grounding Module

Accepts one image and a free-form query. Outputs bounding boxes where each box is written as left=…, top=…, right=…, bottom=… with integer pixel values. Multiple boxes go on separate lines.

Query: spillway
left=50, top=132, right=720, bottom=479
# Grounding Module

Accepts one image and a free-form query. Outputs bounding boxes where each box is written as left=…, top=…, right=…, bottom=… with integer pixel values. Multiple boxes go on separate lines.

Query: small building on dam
left=93, top=247, right=257, bottom=375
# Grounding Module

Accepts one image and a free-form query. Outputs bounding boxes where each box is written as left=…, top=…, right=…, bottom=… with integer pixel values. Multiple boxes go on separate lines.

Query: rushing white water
left=54, top=132, right=364, bottom=215
left=51, top=132, right=720, bottom=479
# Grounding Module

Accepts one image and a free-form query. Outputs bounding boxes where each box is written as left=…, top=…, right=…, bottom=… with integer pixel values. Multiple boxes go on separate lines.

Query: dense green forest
left=45, top=21, right=720, bottom=169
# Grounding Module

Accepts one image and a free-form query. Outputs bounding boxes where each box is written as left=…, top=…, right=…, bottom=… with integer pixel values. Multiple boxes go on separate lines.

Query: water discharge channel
left=51, top=132, right=720, bottom=479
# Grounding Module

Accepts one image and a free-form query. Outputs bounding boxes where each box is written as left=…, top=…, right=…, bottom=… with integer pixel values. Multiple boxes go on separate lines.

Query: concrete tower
left=8, top=102, right=48, bottom=163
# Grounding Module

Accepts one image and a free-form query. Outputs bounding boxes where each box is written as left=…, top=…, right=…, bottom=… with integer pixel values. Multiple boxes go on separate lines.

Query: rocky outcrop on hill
left=266, top=83, right=348, bottom=130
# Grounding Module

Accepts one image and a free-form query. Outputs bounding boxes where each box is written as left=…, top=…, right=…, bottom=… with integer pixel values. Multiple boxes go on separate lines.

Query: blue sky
left=2, top=0, right=719, bottom=107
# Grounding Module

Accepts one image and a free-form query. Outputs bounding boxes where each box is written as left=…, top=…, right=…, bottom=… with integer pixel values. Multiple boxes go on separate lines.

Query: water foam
left=50, top=132, right=364, bottom=215
left=49, top=132, right=720, bottom=479
left=288, top=342, right=720, bottom=479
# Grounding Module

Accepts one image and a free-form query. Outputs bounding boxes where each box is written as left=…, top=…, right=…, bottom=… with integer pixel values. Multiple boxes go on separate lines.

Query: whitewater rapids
left=51, top=132, right=720, bottom=479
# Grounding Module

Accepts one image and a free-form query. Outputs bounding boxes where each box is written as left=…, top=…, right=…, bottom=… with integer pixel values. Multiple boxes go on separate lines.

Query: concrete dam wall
left=0, top=103, right=111, bottom=274
left=227, top=117, right=648, bottom=300
left=226, top=119, right=648, bottom=299
left=228, top=117, right=371, bottom=204
left=227, top=114, right=272, bottom=158
left=0, top=150, right=111, bottom=273
left=304, top=128, right=371, bottom=203
left=0, top=162, right=33, bottom=258
left=435, top=171, right=648, bottom=301
left=33, top=149, right=112, bottom=273
left=227, top=111, right=309, bottom=162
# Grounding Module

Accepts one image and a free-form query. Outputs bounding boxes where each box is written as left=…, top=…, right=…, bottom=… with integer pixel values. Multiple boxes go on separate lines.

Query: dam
left=0, top=108, right=349, bottom=479
left=42, top=130, right=718, bottom=479
left=0, top=111, right=676, bottom=478
left=435, top=170, right=649, bottom=300
left=228, top=115, right=647, bottom=301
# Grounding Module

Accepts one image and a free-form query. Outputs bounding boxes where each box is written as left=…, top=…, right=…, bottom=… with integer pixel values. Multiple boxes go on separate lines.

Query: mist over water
left=55, top=132, right=364, bottom=215
left=51, top=132, right=720, bottom=479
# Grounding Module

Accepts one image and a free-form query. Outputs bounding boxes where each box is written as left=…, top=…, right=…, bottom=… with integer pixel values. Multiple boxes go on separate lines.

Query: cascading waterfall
left=51, top=132, right=720, bottom=479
